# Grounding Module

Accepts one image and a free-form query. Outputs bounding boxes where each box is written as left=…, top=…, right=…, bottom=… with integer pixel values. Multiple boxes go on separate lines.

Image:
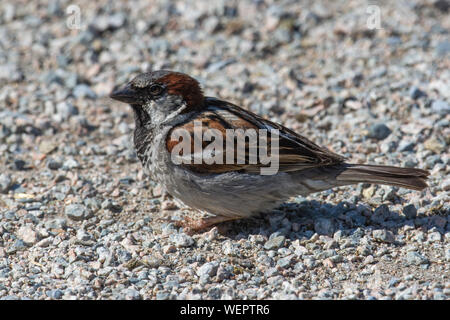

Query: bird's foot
left=175, top=215, right=240, bottom=235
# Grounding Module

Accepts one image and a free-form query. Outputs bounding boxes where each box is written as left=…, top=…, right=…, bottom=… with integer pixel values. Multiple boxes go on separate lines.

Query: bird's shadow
left=217, top=199, right=448, bottom=242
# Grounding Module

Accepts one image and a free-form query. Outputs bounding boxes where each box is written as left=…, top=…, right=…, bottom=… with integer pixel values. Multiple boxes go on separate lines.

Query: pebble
left=372, top=229, right=395, bottom=243
left=441, top=179, right=450, bottom=191
left=73, top=84, right=97, bottom=99
left=63, top=158, right=81, bottom=169
left=0, top=174, right=13, bottom=193
left=7, top=240, right=27, bottom=253
left=277, top=255, right=294, bottom=268
left=367, top=123, right=392, bottom=140
left=264, top=235, right=285, bottom=250
left=405, top=252, right=429, bottom=266
left=409, top=86, right=426, bottom=99
left=402, top=204, right=417, bottom=219
left=197, top=261, right=219, bottom=278
left=125, top=288, right=141, bottom=300
left=171, top=233, right=194, bottom=247
left=65, top=204, right=92, bottom=221
left=314, top=218, right=335, bottom=235
left=424, top=137, right=445, bottom=154
left=47, top=159, right=62, bottom=170
left=55, top=101, right=78, bottom=120
left=431, top=100, right=450, bottom=116
left=17, top=225, right=39, bottom=245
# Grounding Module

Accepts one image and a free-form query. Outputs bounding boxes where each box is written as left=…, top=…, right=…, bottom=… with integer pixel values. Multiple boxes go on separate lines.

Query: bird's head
left=110, top=70, right=204, bottom=125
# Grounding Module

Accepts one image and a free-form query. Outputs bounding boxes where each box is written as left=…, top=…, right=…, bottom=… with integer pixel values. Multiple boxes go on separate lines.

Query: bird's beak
left=110, top=84, right=140, bottom=104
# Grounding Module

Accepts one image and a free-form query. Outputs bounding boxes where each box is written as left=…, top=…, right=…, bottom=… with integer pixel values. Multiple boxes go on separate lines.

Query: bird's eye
left=148, top=84, right=163, bottom=96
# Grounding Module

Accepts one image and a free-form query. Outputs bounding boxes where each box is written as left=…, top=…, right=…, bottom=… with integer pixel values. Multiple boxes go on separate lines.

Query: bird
left=110, top=70, right=429, bottom=232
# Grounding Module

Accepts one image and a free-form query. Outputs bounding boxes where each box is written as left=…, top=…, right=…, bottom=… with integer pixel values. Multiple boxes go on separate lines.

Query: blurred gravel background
left=0, top=0, right=449, bottom=300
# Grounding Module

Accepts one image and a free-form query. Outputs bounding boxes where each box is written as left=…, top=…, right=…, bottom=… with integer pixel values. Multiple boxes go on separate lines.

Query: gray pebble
left=7, top=239, right=27, bottom=253
left=402, top=204, right=417, bottom=219
left=45, top=218, right=67, bottom=230
left=17, top=225, right=39, bottom=245
left=398, top=141, right=415, bottom=152
left=55, top=101, right=78, bottom=120
left=47, top=159, right=62, bottom=170
left=435, top=41, right=450, bottom=57
left=65, top=204, right=92, bottom=221
left=0, top=173, right=13, bottom=193
left=373, top=229, right=395, bottom=243
left=277, top=255, right=294, bottom=268
left=431, top=100, right=450, bottom=116
left=367, top=123, right=391, bottom=140
left=405, top=251, right=429, bottom=266
left=73, top=84, right=97, bottom=99
left=264, top=235, right=285, bottom=250
left=172, top=233, right=194, bottom=247
left=63, top=158, right=81, bottom=169
left=197, top=261, right=219, bottom=278
left=314, top=218, right=335, bottom=235
left=76, top=229, right=92, bottom=242
left=409, top=86, right=426, bottom=99
left=125, top=288, right=141, bottom=300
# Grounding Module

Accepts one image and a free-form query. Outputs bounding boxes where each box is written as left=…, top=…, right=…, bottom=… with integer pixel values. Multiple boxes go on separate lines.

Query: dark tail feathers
left=336, top=164, right=429, bottom=191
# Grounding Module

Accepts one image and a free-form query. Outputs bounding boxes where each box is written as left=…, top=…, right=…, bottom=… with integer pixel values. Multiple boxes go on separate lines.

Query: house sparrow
left=110, top=70, right=429, bottom=232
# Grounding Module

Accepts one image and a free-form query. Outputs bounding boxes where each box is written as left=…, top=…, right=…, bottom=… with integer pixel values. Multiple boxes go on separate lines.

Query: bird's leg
left=175, top=215, right=241, bottom=234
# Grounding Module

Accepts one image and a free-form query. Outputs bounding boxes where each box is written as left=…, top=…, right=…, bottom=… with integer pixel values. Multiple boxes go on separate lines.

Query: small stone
left=427, top=232, right=441, bottom=242
left=45, top=218, right=67, bottom=230
left=197, top=261, right=219, bottom=278
left=441, top=179, right=450, bottom=191
left=367, top=123, right=391, bottom=140
left=56, top=101, right=78, bottom=119
left=76, top=229, right=92, bottom=242
left=398, top=141, right=415, bottom=152
left=101, top=199, right=113, bottom=209
left=155, top=291, right=170, bottom=300
left=7, top=239, right=27, bottom=253
left=17, top=225, right=39, bottom=245
left=424, top=137, right=445, bottom=154
left=304, top=258, right=316, bottom=269
left=435, top=41, right=450, bottom=57
left=47, top=159, right=62, bottom=170
left=264, top=235, right=285, bottom=250
left=277, top=255, right=294, bottom=268
left=405, top=251, right=429, bottom=266
left=125, top=288, right=141, bottom=300
left=73, top=84, right=97, bottom=99
left=63, top=158, right=81, bottom=169
left=163, top=244, right=176, bottom=254
left=39, top=141, right=57, bottom=154
left=172, top=233, right=194, bottom=247
left=47, top=289, right=63, bottom=299
left=265, top=267, right=279, bottom=277
left=373, top=229, right=395, bottom=243
left=431, top=100, right=450, bottom=116
left=409, top=86, right=426, bottom=99
left=65, top=204, right=92, bottom=221
left=371, top=204, right=390, bottom=224
left=37, top=238, right=52, bottom=247
left=0, top=174, right=13, bottom=193
left=402, top=204, right=417, bottom=219
left=314, top=218, right=335, bottom=235
left=362, top=185, right=376, bottom=199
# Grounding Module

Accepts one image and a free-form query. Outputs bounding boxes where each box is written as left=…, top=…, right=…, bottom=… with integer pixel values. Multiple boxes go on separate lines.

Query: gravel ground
left=0, top=0, right=449, bottom=300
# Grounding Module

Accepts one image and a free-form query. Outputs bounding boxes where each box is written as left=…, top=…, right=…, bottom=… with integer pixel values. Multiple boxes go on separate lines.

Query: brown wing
left=166, top=97, right=346, bottom=174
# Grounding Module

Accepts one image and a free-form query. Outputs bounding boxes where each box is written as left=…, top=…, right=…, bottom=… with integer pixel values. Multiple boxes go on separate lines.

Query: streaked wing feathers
left=166, top=97, right=345, bottom=174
